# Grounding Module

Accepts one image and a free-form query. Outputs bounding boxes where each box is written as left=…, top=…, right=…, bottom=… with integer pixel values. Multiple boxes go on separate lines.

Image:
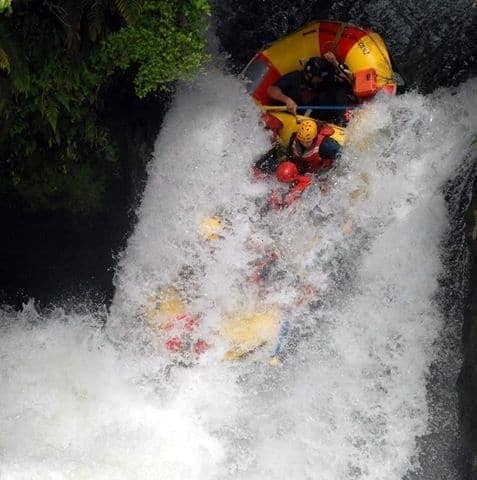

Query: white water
left=1, top=72, right=475, bottom=479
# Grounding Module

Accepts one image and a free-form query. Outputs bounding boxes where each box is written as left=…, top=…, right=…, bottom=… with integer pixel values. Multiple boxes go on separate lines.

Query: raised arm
left=323, top=52, right=353, bottom=84
left=266, top=85, right=298, bottom=115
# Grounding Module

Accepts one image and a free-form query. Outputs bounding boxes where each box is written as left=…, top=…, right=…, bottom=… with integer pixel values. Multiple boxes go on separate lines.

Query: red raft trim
left=318, top=21, right=367, bottom=63
left=252, top=52, right=282, bottom=105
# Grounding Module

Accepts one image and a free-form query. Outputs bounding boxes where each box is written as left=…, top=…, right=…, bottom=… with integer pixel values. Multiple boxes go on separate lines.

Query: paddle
left=261, top=105, right=357, bottom=112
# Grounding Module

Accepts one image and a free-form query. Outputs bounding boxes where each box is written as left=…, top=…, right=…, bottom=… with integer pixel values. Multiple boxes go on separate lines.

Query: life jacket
left=289, top=125, right=335, bottom=173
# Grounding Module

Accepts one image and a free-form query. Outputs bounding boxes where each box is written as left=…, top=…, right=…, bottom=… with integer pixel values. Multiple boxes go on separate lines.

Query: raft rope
left=300, top=22, right=398, bottom=86
left=365, top=32, right=400, bottom=85
left=330, top=22, right=347, bottom=53
left=331, top=22, right=398, bottom=85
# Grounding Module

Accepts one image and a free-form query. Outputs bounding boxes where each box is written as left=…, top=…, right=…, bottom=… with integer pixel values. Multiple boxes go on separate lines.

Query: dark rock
left=212, top=0, right=476, bottom=92
left=460, top=170, right=477, bottom=480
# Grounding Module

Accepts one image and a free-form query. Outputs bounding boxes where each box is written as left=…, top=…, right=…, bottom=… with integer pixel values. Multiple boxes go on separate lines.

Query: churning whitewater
left=0, top=70, right=475, bottom=479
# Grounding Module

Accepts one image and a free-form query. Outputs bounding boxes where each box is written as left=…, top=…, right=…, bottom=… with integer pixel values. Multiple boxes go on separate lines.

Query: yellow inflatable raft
left=242, top=20, right=398, bottom=146
left=145, top=287, right=281, bottom=361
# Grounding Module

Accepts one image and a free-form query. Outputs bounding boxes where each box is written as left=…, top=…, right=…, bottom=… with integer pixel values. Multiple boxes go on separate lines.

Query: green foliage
left=0, top=46, right=9, bottom=71
left=102, top=0, right=210, bottom=97
left=112, top=0, right=144, bottom=24
left=0, top=0, right=12, bottom=15
left=0, top=0, right=210, bottom=213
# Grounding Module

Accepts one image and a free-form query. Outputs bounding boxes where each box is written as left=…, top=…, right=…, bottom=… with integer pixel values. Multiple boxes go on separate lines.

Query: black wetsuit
left=273, top=64, right=354, bottom=124
left=273, top=71, right=317, bottom=110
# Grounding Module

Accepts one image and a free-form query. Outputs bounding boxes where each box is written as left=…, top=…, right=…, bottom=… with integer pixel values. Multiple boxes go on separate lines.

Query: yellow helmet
left=297, top=119, right=318, bottom=143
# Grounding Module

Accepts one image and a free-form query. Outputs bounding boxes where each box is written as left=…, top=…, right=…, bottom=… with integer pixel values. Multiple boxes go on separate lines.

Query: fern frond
left=112, top=0, right=144, bottom=25
left=44, top=103, right=59, bottom=134
left=0, top=46, right=10, bottom=72
left=86, top=0, right=107, bottom=41
left=0, top=24, right=32, bottom=94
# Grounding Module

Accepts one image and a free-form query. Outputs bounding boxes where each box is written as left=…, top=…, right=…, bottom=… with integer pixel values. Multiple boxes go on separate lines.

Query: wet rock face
left=461, top=176, right=477, bottom=479
left=327, top=0, right=476, bottom=92
left=212, top=0, right=476, bottom=92
left=211, top=0, right=335, bottom=72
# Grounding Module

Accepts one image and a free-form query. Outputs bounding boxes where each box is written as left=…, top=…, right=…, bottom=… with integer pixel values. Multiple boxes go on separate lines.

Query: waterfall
left=1, top=66, right=475, bottom=478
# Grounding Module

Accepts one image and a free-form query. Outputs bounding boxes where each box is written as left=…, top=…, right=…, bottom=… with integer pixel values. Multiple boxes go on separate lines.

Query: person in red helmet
left=276, top=161, right=300, bottom=183
left=256, top=119, right=341, bottom=208
left=254, top=118, right=340, bottom=176
left=268, top=161, right=312, bottom=208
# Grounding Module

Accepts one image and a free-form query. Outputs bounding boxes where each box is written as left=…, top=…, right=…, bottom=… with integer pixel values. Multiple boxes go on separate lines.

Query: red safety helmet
left=276, top=161, right=299, bottom=183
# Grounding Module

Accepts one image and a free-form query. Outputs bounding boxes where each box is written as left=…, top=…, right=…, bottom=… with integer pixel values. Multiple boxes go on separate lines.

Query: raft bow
left=242, top=20, right=398, bottom=145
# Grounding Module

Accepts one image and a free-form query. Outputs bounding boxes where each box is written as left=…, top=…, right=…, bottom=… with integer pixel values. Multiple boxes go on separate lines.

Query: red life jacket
left=290, top=125, right=335, bottom=172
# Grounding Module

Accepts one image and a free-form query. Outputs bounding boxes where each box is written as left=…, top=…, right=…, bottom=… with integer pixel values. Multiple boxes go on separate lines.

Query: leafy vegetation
left=0, top=0, right=210, bottom=212
left=0, top=0, right=12, bottom=14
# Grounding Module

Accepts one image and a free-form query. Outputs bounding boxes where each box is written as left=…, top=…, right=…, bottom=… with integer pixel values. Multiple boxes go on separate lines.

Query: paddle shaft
left=262, top=105, right=355, bottom=111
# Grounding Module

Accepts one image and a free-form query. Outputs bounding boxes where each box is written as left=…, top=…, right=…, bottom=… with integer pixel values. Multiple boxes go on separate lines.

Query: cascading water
left=0, top=66, right=475, bottom=479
